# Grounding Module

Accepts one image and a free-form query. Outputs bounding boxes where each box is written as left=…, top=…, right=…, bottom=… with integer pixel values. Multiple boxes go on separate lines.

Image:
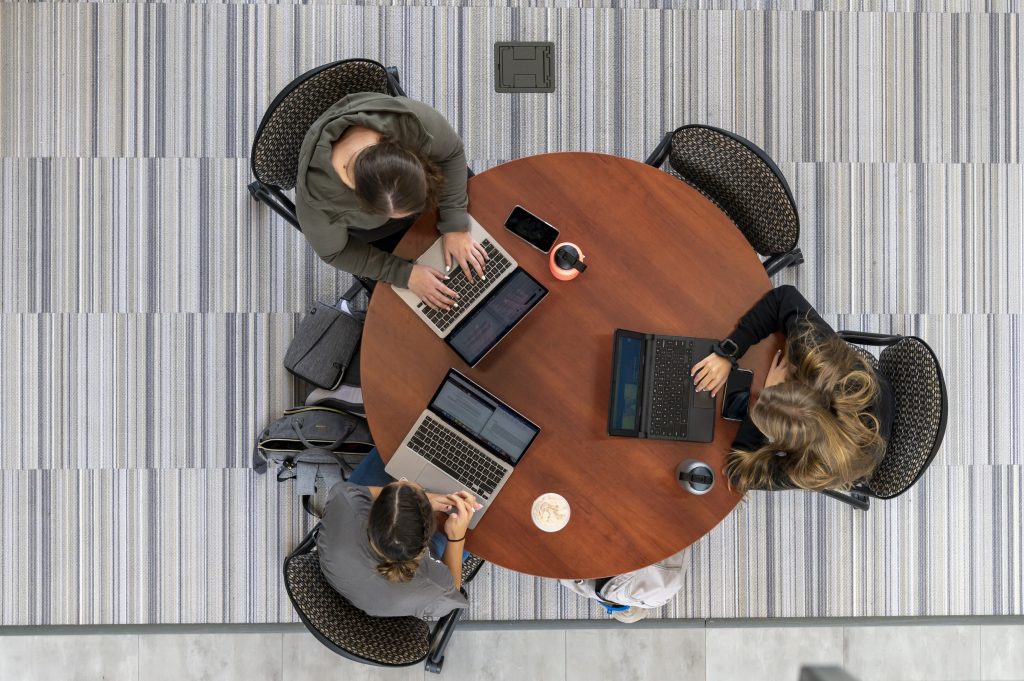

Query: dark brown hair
left=351, top=136, right=444, bottom=217
left=367, top=481, right=435, bottom=583
left=725, top=319, right=886, bottom=493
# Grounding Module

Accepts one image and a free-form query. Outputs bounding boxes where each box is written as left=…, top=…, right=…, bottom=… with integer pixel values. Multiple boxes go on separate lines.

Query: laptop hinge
left=638, top=336, right=657, bottom=436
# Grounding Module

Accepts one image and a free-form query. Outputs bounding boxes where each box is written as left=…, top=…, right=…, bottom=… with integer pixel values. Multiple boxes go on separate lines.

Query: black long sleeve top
left=725, top=285, right=894, bottom=488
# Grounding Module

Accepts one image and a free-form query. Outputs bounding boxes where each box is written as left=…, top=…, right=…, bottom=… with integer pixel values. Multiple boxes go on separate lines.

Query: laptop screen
left=429, top=370, right=540, bottom=465
left=609, top=333, right=644, bottom=433
left=446, top=269, right=548, bottom=367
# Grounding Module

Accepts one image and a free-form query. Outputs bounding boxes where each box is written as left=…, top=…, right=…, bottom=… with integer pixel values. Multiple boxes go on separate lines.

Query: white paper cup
left=531, top=493, right=570, bottom=532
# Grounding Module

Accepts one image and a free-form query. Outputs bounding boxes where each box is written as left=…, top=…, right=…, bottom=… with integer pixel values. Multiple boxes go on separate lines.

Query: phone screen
left=504, top=206, right=559, bottom=253
left=722, top=368, right=754, bottom=421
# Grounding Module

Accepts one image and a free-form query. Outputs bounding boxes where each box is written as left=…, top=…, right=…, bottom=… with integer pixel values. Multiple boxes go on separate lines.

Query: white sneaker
left=610, top=606, right=649, bottom=624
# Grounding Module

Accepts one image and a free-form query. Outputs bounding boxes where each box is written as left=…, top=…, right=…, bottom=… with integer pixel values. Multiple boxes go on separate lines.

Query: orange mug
left=549, top=243, right=588, bottom=281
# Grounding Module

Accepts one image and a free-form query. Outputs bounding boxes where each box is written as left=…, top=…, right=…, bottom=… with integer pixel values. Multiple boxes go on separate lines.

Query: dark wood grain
left=362, top=153, right=781, bottom=579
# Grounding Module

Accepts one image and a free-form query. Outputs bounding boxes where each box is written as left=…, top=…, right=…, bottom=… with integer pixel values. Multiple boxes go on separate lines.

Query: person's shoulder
left=325, top=480, right=373, bottom=514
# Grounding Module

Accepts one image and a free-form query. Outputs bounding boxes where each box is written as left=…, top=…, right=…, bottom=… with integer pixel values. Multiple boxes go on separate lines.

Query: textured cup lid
left=531, top=493, right=570, bottom=532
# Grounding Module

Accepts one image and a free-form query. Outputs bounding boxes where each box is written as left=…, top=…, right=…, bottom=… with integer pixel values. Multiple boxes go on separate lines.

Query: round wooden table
left=362, top=152, right=781, bottom=579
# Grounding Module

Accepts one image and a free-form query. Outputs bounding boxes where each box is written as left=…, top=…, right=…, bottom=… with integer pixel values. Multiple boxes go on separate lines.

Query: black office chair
left=283, top=524, right=485, bottom=673
left=645, top=124, right=803, bottom=276
left=248, top=58, right=405, bottom=231
left=820, top=332, right=948, bottom=510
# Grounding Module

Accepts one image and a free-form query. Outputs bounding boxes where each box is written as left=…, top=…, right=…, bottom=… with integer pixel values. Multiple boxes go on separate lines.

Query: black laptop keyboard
left=649, top=338, right=696, bottom=438
left=406, top=415, right=506, bottom=499
left=416, top=240, right=514, bottom=334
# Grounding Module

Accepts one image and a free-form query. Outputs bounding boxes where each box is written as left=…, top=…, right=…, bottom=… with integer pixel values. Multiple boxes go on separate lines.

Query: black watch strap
left=712, top=339, right=739, bottom=364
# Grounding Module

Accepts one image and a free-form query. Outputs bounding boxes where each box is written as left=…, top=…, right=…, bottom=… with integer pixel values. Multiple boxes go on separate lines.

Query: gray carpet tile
left=0, top=468, right=313, bottom=625
left=1, top=7, right=1020, bottom=163
left=0, top=0, right=1021, bottom=624
left=0, top=159, right=351, bottom=313
left=3, top=462, right=1018, bottom=623
left=3, top=160, right=1021, bottom=314
left=0, top=313, right=307, bottom=469
left=6, top=1, right=1021, bottom=15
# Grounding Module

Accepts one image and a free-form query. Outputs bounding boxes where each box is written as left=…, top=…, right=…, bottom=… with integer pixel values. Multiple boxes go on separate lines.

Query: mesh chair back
left=861, top=337, right=947, bottom=499
left=668, top=125, right=799, bottom=256
left=284, top=549, right=430, bottom=666
left=251, top=59, right=393, bottom=190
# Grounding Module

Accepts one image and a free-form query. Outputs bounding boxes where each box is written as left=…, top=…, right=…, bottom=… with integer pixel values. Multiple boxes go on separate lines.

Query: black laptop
left=607, top=329, right=717, bottom=442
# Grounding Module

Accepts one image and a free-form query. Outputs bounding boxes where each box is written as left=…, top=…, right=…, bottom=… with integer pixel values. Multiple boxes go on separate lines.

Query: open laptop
left=607, top=329, right=717, bottom=442
left=393, top=216, right=548, bottom=367
left=385, top=369, right=540, bottom=529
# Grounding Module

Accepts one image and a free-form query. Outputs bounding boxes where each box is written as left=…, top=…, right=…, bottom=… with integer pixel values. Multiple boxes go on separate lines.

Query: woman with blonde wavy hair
left=690, top=286, right=894, bottom=492
left=315, top=449, right=481, bottom=619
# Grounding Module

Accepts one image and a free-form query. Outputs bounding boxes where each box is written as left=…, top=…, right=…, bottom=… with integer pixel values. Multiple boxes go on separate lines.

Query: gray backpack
left=254, top=405, right=374, bottom=512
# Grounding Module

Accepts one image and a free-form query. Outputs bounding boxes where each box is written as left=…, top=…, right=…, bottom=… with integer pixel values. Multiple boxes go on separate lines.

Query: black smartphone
left=722, top=368, right=754, bottom=422
left=504, top=205, right=560, bottom=253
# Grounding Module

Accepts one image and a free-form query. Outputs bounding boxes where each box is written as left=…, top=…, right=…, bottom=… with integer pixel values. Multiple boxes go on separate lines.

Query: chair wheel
left=426, top=657, right=444, bottom=673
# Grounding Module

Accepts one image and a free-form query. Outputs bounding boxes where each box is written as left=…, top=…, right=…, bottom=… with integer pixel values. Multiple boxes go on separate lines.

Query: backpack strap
left=289, top=420, right=353, bottom=451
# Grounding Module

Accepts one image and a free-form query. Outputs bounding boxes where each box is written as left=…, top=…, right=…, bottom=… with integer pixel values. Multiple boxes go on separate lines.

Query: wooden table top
left=362, top=152, right=781, bottom=579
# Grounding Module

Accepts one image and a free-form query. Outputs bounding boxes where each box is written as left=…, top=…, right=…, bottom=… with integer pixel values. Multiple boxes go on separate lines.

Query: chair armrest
left=386, top=67, right=407, bottom=97
left=836, top=330, right=904, bottom=346
left=644, top=131, right=673, bottom=167
left=819, top=489, right=870, bottom=511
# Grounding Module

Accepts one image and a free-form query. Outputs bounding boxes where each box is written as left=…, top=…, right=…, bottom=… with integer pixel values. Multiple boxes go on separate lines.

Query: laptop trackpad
left=417, top=464, right=466, bottom=496
left=693, top=387, right=715, bottom=409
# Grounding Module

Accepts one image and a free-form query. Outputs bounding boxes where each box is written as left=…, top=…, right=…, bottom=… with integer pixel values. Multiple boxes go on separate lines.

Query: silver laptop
left=394, top=216, right=517, bottom=337
left=385, top=369, right=541, bottom=529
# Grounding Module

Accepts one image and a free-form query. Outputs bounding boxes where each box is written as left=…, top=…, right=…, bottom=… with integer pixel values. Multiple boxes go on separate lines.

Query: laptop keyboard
left=406, top=415, right=506, bottom=499
left=649, top=338, right=695, bottom=438
left=416, top=240, right=514, bottom=334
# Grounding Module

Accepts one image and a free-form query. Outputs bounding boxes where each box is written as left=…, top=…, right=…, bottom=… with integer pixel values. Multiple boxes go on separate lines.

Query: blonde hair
left=725, top=319, right=885, bottom=492
left=367, top=481, right=434, bottom=583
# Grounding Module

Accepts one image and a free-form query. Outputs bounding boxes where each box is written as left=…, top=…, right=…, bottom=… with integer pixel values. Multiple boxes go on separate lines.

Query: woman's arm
left=441, top=493, right=476, bottom=591
left=401, top=98, right=469, bottom=234
left=725, top=285, right=828, bottom=358
left=296, top=200, right=416, bottom=286
left=694, top=286, right=820, bottom=395
left=442, top=537, right=464, bottom=591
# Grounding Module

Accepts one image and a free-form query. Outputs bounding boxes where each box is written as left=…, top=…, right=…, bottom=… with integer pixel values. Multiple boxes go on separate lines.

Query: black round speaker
left=676, top=459, right=715, bottom=495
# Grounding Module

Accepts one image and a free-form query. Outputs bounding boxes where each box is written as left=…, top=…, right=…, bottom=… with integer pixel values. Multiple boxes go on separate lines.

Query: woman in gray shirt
left=316, top=450, right=480, bottom=619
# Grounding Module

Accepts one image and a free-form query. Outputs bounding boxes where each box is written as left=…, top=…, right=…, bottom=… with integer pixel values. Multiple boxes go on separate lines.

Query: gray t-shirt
left=315, top=481, right=468, bottom=619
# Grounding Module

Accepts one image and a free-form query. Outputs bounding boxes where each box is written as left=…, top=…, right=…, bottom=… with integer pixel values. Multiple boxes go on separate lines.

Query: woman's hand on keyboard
left=408, top=264, right=459, bottom=311
left=442, top=230, right=488, bottom=281
left=691, top=353, right=731, bottom=397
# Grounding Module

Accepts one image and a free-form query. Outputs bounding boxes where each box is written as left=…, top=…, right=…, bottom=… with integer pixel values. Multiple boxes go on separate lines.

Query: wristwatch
left=711, top=338, right=739, bottom=365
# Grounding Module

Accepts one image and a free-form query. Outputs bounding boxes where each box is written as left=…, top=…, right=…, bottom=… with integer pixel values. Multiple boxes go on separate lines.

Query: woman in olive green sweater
left=295, top=93, right=487, bottom=310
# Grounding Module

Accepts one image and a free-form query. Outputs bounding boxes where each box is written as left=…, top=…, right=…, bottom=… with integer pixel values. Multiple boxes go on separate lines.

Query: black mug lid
left=554, top=245, right=587, bottom=272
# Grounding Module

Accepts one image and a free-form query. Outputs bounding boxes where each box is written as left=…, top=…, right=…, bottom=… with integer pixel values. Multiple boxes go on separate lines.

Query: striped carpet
left=0, top=1, right=1021, bottom=624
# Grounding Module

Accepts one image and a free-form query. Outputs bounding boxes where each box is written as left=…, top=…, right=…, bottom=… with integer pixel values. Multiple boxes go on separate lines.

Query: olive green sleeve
left=318, top=235, right=415, bottom=288
left=296, top=203, right=414, bottom=287
left=400, top=98, right=469, bottom=234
